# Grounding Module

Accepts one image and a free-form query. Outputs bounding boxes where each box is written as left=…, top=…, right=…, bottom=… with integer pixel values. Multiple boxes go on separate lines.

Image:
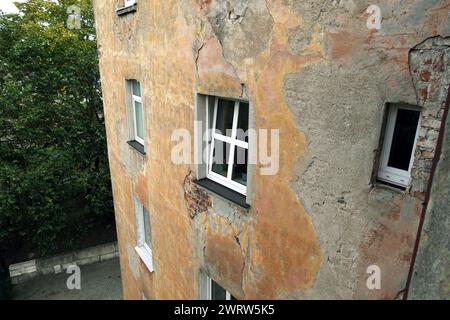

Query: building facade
left=93, top=0, right=450, bottom=299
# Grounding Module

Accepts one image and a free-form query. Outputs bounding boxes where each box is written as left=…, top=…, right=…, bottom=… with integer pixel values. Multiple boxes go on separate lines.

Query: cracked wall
left=409, top=98, right=450, bottom=299
left=409, top=39, right=450, bottom=299
left=93, top=0, right=450, bottom=299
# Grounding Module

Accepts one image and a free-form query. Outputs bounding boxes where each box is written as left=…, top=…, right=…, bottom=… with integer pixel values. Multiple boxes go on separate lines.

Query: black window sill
left=127, top=140, right=146, bottom=156
left=194, top=178, right=250, bottom=210
left=116, top=4, right=137, bottom=16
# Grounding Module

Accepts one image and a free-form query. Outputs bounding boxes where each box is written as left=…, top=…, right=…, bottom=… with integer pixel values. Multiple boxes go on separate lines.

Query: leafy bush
left=0, top=0, right=113, bottom=256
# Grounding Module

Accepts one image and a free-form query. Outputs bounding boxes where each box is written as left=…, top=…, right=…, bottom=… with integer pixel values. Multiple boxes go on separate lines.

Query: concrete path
left=11, top=258, right=122, bottom=300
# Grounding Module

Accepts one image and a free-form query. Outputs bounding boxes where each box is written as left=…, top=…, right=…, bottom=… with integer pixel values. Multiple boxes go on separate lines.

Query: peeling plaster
left=93, top=0, right=450, bottom=300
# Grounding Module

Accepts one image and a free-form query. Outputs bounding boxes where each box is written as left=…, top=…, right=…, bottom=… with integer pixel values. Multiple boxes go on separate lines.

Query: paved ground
left=11, top=258, right=122, bottom=300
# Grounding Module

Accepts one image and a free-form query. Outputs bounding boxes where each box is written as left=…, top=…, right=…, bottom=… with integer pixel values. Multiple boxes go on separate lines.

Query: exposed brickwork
left=93, top=0, right=450, bottom=300
left=183, top=171, right=211, bottom=219
left=410, top=37, right=450, bottom=194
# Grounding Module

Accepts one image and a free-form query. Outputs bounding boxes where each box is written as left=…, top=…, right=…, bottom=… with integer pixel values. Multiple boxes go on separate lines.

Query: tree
left=0, top=0, right=113, bottom=255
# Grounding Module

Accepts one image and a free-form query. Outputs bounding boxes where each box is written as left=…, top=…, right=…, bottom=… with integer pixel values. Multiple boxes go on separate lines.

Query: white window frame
left=124, top=0, right=136, bottom=8
left=131, top=81, right=144, bottom=146
left=378, top=104, right=421, bottom=188
left=207, top=96, right=248, bottom=195
left=134, top=199, right=153, bottom=273
left=205, top=276, right=233, bottom=300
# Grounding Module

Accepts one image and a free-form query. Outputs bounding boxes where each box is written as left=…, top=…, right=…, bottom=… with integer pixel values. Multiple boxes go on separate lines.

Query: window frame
left=206, top=96, right=249, bottom=196
left=134, top=199, right=153, bottom=273
left=131, top=81, right=144, bottom=146
left=116, top=0, right=137, bottom=16
left=205, top=276, right=234, bottom=300
left=124, top=0, right=136, bottom=8
left=378, top=104, right=421, bottom=188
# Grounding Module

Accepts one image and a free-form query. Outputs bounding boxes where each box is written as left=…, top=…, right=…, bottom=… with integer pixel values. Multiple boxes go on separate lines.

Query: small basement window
left=377, top=104, right=421, bottom=188
left=134, top=198, right=153, bottom=272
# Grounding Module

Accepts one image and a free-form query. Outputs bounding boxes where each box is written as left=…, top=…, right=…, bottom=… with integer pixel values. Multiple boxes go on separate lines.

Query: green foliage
left=0, top=0, right=113, bottom=256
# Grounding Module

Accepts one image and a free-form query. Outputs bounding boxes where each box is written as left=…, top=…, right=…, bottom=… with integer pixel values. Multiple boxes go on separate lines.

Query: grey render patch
left=206, top=0, right=274, bottom=63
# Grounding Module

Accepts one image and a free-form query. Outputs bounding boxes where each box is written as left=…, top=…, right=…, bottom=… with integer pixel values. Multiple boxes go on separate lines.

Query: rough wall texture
left=93, top=0, right=450, bottom=299
left=409, top=89, right=450, bottom=299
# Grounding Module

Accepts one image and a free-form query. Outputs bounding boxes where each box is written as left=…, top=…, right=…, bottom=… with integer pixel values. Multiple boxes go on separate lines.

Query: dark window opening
left=216, top=98, right=235, bottom=137
left=211, top=279, right=236, bottom=300
left=388, top=108, right=421, bottom=171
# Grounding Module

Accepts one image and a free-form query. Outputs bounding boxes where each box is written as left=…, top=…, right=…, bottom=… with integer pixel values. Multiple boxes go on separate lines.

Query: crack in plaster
left=194, top=41, right=205, bottom=79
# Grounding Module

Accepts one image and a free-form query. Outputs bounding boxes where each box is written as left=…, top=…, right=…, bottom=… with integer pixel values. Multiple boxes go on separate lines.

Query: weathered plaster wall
left=409, top=92, right=450, bottom=299
left=93, top=0, right=450, bottom=299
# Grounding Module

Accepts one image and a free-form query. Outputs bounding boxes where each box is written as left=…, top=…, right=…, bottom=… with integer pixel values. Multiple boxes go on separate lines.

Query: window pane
left=216, top=98, right=235, bottom=137
left=132, top=80, right=141, bottom=97
left=143, top=208, right=152, bottom=249
left=135, top=101, right=144, bottom=140
left=236, top=102, right=249, bottom=142
left=388, top=108, right=420, bottom=171
left=232, top=147, right=247, bottom=186
left=211, top=140, right=229, bottom=177
left=211, top=279, right=227, bottom=300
